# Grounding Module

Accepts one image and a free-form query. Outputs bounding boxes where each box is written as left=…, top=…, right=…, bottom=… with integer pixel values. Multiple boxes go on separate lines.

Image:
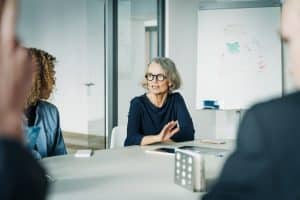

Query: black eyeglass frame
left=145, top=73, right=167, bottom=81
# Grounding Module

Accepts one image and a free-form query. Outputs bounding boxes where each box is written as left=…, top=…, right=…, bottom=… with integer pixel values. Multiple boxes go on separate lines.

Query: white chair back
left=110, top=125, right=127, bottom=149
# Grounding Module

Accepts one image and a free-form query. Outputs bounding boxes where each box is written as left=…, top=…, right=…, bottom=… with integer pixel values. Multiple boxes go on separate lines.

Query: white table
left=42, top=140, right=234, bottom=200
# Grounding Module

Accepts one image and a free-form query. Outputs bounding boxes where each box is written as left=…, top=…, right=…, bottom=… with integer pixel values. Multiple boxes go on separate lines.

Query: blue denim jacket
left=25, top=100, right=67, bottom=159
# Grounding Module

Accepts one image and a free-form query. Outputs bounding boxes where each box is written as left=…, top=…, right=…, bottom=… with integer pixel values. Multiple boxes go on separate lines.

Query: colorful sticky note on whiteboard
left=226, top=42, right=240, bottom=54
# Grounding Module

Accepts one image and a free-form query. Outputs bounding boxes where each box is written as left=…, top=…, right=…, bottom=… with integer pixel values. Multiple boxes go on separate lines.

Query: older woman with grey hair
left=124, top=57, right=195, bottom=146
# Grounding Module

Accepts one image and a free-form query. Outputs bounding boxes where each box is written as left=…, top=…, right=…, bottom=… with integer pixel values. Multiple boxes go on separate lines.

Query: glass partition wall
left=19, top=0, right=106, bottom=153
left=19, top=0, right=164, bottom=151
left=117, top=0, right=158, bottom=131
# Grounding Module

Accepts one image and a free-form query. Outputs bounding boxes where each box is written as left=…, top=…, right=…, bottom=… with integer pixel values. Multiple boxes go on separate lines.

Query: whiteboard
left=196, top=7, right=282, bottom=110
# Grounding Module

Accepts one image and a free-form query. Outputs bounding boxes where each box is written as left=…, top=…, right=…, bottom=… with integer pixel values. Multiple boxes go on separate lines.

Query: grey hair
left=142, top=57, right=182, bottom=91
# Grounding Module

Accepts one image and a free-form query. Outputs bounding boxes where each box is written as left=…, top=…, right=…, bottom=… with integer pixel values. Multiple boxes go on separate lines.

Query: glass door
left=19, top=0, right=106, bottom=153
left=117, top=0, right=158, bottom=127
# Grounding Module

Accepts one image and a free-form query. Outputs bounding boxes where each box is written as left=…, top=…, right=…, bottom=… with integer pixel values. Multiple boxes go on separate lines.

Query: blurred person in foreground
left=0, top=0, right=48, bottom=199
left=203, top=0, right=300, bottom=199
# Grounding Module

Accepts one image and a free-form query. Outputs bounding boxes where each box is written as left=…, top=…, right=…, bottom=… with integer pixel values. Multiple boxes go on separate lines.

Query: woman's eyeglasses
left=145, top=73, right=167, bottom=81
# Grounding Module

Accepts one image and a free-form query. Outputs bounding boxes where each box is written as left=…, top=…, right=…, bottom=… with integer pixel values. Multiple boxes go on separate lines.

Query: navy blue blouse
left=124, top=92, right=195, bottom=146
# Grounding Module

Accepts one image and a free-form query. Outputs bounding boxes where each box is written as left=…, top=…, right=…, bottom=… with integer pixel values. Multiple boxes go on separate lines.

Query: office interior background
left=17, top=0, right=293, bottom=153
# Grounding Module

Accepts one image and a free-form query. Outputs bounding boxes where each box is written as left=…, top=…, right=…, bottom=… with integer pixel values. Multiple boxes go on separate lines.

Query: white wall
left=18, top=0, right=105, bottom=135
left=283, top=44, right=298, bottom=94
left=166, top=0, right=217, bottom=139
left=166, top=0, right=290, bottom=139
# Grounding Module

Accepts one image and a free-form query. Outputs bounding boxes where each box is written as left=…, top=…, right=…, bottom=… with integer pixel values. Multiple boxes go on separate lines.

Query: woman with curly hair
left=25, top=48, right=67, bottom=159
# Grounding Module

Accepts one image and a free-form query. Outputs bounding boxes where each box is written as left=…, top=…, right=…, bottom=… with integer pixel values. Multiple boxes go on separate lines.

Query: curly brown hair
left=26, top=48, right=57, bottom=107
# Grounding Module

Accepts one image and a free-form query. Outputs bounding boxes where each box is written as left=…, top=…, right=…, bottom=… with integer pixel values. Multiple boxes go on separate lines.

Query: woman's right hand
left=157, top=121, right=180, bottom=142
